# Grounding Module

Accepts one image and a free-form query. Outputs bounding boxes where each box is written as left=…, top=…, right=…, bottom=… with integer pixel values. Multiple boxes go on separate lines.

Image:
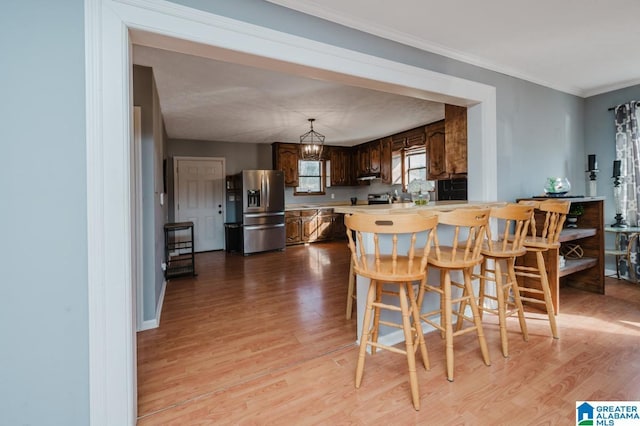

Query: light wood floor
left=137, top=241, right=640, bottom=425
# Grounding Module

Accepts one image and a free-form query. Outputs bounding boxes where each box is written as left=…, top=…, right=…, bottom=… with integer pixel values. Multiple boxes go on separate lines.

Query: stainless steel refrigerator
left=233, top=170, right=286, bottom=255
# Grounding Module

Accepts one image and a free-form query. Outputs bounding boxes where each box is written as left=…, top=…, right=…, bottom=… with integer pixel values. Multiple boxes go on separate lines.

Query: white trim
left=133, top=107, right=144, bottom=331
left=88, top=0, right=497, bottom=424
left=138, top=279, right=166, bottom=331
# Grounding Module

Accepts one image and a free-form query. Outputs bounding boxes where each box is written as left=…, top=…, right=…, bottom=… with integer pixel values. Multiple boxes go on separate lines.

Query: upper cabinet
left=379, top=137, right=392, bottom=184
left=329, top=146, right=352, bottom=186
left=445, top=104, right=467, bottom=177
left=272, top=142, right=299, bottom=187
left=428, top=105, right=467, bottom=179
left=427, top=120, right=446, bottom=180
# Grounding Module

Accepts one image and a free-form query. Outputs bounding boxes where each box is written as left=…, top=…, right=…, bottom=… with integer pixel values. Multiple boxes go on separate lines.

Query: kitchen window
left=392, top=146, right=427, bottom=190
left=295, top=160, right=325, bottom=195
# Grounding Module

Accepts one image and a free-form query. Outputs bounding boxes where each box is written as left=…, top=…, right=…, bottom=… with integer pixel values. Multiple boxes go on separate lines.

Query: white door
left=174, top=157, right=225, bottom=252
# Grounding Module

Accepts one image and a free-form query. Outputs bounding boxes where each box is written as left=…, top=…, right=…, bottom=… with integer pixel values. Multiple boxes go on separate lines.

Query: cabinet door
left=330, top=147, right=352, bottom=186
left=405, top=127, right=426, bottom=148
left=301, top=210, right=318, bottom=242
left=285, top=211, right=301, bottom=245
left=357, top=144, right=370, bottom=176
left=380, top=137, right=392, bottom=184
left=273, top=143, right=299, bottom=187
left=445, top=104, right=467, bottom=176
left=317, top=209, right=333, bottom=241
left=331, top=213, right=346, bottom=239
left=369, top=140, right=381, bottom=174
left=427, top=120, right=447, bottom=180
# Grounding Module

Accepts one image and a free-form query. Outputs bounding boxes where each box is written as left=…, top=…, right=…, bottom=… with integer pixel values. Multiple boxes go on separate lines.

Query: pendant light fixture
left=299, top=118, right=325, bottom=161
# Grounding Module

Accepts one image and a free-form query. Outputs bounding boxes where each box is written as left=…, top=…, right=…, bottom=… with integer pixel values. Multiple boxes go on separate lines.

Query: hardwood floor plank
left=137, top=241, right=640, bottom=424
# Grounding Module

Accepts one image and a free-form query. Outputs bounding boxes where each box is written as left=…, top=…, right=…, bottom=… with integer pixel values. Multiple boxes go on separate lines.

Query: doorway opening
left=87, top=1, right=497, bottom=423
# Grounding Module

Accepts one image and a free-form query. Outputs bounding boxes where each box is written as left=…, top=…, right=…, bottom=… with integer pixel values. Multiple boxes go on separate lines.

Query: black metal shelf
left=164, top=222, right=196, bottom=279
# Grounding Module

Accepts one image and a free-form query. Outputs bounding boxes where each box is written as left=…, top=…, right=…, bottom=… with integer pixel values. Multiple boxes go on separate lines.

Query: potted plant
left=566, top=204, right=584, bottom=228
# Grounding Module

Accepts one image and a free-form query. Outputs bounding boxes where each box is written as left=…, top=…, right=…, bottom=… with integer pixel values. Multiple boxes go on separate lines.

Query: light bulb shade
left=299, top=119, right=325, bottom=161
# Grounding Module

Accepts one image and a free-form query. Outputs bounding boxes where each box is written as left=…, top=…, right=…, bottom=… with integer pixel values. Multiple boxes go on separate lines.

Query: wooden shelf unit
left=516, top=197, right=605, bottom=313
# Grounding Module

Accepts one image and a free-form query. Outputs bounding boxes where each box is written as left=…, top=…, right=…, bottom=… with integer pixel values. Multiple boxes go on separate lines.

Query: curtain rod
left=608, top=100, right=638, bottom=111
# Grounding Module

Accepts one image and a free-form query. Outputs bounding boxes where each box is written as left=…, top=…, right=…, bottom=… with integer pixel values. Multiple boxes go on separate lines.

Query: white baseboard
left=138, top=280, right=167, bottom=331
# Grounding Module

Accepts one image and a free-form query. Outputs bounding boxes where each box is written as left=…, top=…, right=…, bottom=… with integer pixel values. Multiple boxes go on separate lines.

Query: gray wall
left=1, top=1, right=89, bottom=425
left=133, top=65, right=168, bottom=323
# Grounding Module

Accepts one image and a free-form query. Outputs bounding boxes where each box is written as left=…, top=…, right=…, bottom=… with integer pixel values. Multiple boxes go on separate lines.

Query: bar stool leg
left=346, top=259, right=356, bottom=319
left=463, top=268, right=491, bottom=367
left=493, top=259, right=509, bottom=357
left=399, top=283, right=420, bottom=410
left=507, top=259, right=528, bottom=342
left=407, top=280, right=430, bottom=370
left=370, top=283, right=384, bottom=354
left=355, top=281, right=376, bottom=388
left=536, top=251, right=559, bottom=339
left=443, top=271, right=455, bottom=382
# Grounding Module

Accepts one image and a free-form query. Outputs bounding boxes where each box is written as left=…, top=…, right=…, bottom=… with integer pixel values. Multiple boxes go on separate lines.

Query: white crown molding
left=583, top=79, right=640, bottom=98
left=266, top=0, right=589, bottom=97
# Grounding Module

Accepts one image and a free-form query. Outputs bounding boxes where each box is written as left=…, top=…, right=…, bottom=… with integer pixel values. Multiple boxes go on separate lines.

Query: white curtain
left=614, top=102, right=640, bottom=226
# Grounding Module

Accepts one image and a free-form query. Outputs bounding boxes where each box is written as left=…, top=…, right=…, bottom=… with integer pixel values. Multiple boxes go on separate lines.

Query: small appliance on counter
left=230, top=170, right=286, bottom=255
left=367, top=193, right=391, bottom=205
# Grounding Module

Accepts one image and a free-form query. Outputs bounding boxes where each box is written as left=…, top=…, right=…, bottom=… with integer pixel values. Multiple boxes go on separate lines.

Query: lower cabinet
left=286, top=208, right=346, bottom=245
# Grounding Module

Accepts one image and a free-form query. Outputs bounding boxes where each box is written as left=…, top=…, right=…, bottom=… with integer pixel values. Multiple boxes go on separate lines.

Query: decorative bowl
left=544, top=177, right=571, bottom=196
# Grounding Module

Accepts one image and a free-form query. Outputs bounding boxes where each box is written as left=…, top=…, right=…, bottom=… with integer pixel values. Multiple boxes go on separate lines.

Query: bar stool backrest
left=486, top=204, right=534, bottom=254
left=518, top=200, right=569, bottom=249
left=431, top=208, right=490, bottom=266
left=344, top=212, right=438, bottom=282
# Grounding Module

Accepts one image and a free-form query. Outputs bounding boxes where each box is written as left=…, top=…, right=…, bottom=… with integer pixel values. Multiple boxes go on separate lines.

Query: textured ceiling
left=133, top=45, right=444, bottom=146
left=268, top=0, right=640, bottom=97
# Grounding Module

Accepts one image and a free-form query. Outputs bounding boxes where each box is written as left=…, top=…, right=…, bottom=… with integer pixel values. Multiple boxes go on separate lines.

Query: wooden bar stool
left=514, top=199, right=570, bottom=339
left=345, top=212, right=438, bottom=410
left=416, top=208, right=491, bottom=382
left=473, top=203, right=534, bottom=357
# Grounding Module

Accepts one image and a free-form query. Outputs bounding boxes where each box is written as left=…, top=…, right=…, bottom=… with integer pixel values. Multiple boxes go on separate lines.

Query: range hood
left=357, top=173, right=380, bottom=181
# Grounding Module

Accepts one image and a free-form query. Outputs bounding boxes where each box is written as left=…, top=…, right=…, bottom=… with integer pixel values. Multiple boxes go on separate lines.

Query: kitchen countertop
left=333, top=200, right=505, bottom=214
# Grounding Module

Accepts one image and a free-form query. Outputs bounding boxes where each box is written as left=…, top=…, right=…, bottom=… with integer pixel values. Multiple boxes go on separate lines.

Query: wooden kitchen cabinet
left=379, top=137, right=392, bottom=184
left=427, top=120, right=447, bottom=180
left=329, top=147, right=353, bottom=186
left=272, top=142, right=299, bottom=187
left=427, top=105, right=467, bottom=180
left=316, top=208, right=334, bottom=241
left=356, top=143, right=371, bottom=177
left=444, top=104, right=467, bottom=177
left=369, top=140, right=381, bottom=174
left=301, top=210, right=318, bottom=242
left=285, top=208, right=345, bottom=245
left=331, top=213, right=346, bottom=240
left=285, top=210, right=302, bottom=245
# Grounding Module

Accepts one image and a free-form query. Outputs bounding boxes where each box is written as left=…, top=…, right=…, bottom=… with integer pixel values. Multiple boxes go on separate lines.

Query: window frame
left=294, top=159, right=326, bottom=195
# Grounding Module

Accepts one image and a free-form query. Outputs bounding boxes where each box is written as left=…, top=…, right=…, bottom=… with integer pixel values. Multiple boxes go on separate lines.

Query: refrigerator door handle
left=244, top=223, right=285, bottom=231
left=264, top=173, right=270, bottom=210
left=244, top=212, right=284, bottom=218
